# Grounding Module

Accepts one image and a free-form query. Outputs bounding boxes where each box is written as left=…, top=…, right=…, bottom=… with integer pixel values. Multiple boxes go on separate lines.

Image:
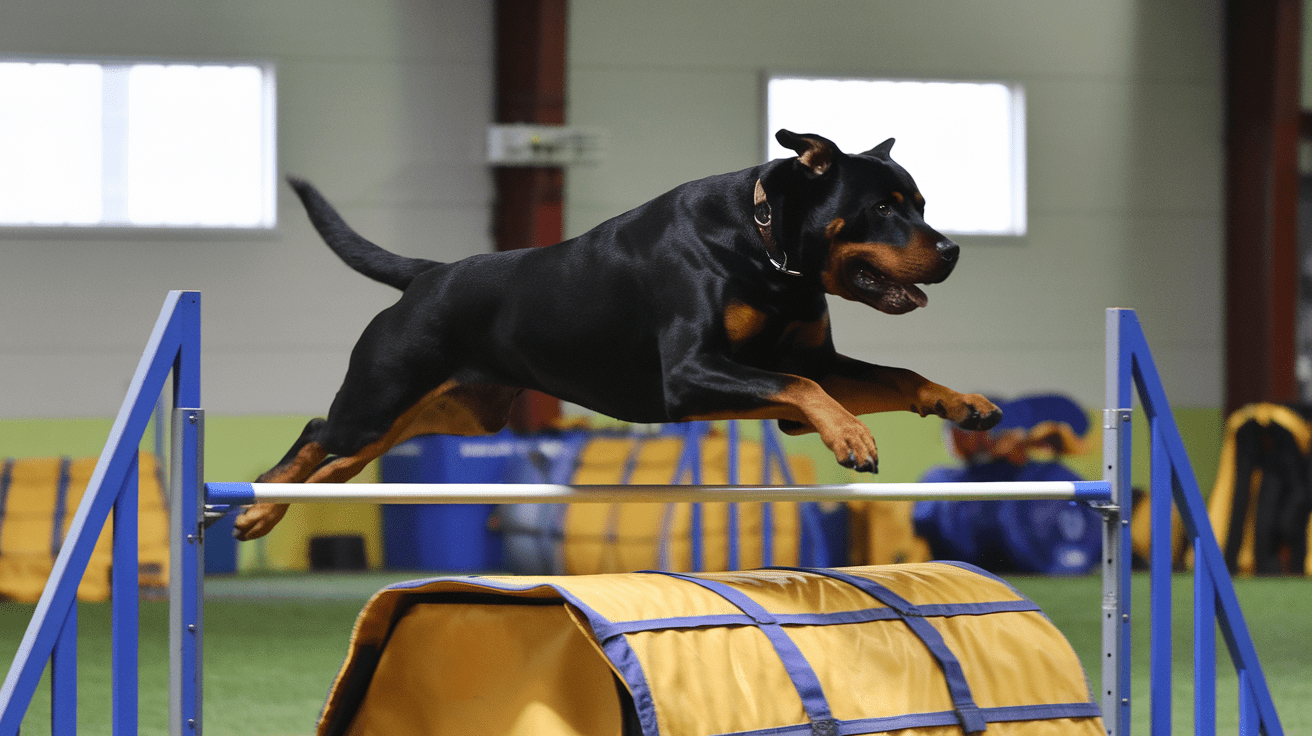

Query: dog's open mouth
left=850, top=264, right=929, bottom=315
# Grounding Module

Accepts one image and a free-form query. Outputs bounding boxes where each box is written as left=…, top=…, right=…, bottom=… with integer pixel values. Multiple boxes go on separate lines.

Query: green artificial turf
left=1, top=571, right=1309, bottom=735
left=1011, top=573, right=1312, bottom=736
left=0, top=596, right=366, bottom=736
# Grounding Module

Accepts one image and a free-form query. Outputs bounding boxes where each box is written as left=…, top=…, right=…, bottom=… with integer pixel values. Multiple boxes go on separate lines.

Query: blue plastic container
left=378, top=431, right=530, bottom=571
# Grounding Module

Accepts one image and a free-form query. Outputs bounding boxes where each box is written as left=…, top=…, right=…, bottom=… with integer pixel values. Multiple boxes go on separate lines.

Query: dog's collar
left=753, top=179, right=802, bottom=277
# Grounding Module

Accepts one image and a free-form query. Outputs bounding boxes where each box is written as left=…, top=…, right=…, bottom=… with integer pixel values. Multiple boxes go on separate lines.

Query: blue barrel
left=378, top=432, right=527, bottom=571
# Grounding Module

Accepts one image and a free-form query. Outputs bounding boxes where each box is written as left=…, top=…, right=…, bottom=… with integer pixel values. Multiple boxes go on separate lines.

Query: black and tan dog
left=233, top=130, right=1002, bottom=540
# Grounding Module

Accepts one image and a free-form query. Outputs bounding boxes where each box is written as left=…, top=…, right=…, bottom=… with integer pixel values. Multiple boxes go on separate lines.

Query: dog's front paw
left=818, top=415, right=879, bottom=474
left=232, top=502, right=290, bottom=541
left=950, top=393, right=1002, bottom=431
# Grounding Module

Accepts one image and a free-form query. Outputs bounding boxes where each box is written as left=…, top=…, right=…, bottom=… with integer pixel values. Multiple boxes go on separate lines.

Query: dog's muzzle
left=937, top=239, right=959, bottom=264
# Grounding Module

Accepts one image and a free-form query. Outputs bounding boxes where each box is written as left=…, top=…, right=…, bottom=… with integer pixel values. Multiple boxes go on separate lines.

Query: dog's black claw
left=855, top=457, right=877, bottom=474
left=977, top=408, right=1003, bottom=430
left=839, top=451, right=858, bottom=469
left=957, top=406, right=1004, bottom=432
left=957, top=407, right=1003, bottom=431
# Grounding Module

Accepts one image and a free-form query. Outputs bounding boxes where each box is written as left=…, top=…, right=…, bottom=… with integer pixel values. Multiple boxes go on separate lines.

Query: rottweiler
left=233, top=130, right=1002, bottom=540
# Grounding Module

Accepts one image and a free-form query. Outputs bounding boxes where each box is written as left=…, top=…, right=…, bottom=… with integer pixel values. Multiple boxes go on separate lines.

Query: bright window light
left=0, top=63, right=103, bottom=225
left=0, top=60, right=276, bottom=229
left=767, top=76, right=1026, bottom=236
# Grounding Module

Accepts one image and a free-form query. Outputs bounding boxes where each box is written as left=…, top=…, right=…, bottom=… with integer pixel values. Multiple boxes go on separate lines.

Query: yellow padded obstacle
left=0, top=452, right=169, bottom=602
left=319, top=563, right=1103, bottom=736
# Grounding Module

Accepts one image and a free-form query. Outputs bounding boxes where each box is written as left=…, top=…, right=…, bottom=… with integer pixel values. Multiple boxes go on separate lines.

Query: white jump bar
left=206, top=480, right=1111, bottom=506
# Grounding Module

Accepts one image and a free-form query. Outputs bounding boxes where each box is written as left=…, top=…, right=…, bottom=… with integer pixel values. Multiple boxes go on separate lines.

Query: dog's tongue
left=904, top=284, right=928, bottom=309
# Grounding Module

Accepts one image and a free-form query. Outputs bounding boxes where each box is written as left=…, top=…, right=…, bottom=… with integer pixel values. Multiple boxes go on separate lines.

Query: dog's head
left=757, top=130, right=959, bottom=315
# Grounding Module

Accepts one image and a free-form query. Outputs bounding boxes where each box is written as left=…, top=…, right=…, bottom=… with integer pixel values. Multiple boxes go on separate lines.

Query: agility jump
left=0, top=293, right=1288, bottom=736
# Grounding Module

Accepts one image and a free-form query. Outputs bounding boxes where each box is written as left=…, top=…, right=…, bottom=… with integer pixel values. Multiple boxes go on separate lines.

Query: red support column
left=493, top=0, right=568, bottom=430
left=1224, top=0, right=1301, bottom=414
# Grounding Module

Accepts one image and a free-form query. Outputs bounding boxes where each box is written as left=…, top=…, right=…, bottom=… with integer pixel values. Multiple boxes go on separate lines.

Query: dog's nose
left=936, top=240, right=959, bottom=264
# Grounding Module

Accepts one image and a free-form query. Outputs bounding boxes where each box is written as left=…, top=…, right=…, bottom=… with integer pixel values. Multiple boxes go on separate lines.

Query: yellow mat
left=0, top=452, right=169, bottom=602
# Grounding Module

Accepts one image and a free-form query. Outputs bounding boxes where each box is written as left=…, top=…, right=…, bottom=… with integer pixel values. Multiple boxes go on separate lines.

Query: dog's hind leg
left=232, top=382, right=522, bottom=541
left=300, top=382, right=522, bottom=485
left=232, top=418, right=330, bottom=540
left=260, top=418, right=331, bottom=483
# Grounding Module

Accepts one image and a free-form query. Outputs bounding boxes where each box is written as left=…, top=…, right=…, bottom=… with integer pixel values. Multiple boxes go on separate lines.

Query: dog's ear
left=775, top=129, right=840, bottom=176
left=861, top=138, right=896, bottom=160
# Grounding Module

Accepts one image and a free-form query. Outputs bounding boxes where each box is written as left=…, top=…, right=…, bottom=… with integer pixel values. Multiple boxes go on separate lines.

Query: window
left=766, top=76, right=1026, bottom=236
left=0, top=60, right=276, bottom=229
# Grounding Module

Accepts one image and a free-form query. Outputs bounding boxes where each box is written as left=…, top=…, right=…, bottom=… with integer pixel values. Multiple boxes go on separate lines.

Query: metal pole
left=1102, top=308, right=1133, bottom=736
left=170, top=409, right=204, bottom=736
left=205, top=480, right=1111, bottom=506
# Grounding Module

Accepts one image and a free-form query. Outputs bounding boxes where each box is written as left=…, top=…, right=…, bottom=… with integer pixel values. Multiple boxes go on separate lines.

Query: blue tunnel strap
left=773, top=567, right=988, bottom=734
left=644, top=571, right=837, bottom=734
left=550, top=587, right=664, bottom=736
left=728, top=702, right=1105, bottom=736
left=589, top=607, right=906, bottom=641
left=589, top=598, right=1038, bottom=641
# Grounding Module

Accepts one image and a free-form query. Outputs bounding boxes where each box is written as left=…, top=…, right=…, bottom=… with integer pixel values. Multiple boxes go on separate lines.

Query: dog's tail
left=288, top=177, right=439, bottom=291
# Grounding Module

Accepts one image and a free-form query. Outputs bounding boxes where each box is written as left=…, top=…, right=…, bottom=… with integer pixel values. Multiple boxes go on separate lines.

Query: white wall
left=0, top=0, right=493, bottom=418
left=566, top=0, right=1224, bottom=411
left=0, top=0, right=1224, bottom=422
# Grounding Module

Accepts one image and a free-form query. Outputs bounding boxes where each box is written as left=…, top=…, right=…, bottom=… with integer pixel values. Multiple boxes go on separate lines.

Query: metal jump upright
left=0, top=291, right=201, bottom=736
left=1104, top=309, right=1284, bottom=736
left=0, top=293, right=1289, bottom=736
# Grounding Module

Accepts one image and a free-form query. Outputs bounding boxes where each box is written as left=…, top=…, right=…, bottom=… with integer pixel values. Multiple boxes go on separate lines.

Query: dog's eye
left=875, top=203, right=893, bottom=217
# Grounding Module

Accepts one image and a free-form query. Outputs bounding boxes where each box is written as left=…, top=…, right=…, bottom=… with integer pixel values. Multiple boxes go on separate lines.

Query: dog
left=232, top=130, right=1002, bottom=540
